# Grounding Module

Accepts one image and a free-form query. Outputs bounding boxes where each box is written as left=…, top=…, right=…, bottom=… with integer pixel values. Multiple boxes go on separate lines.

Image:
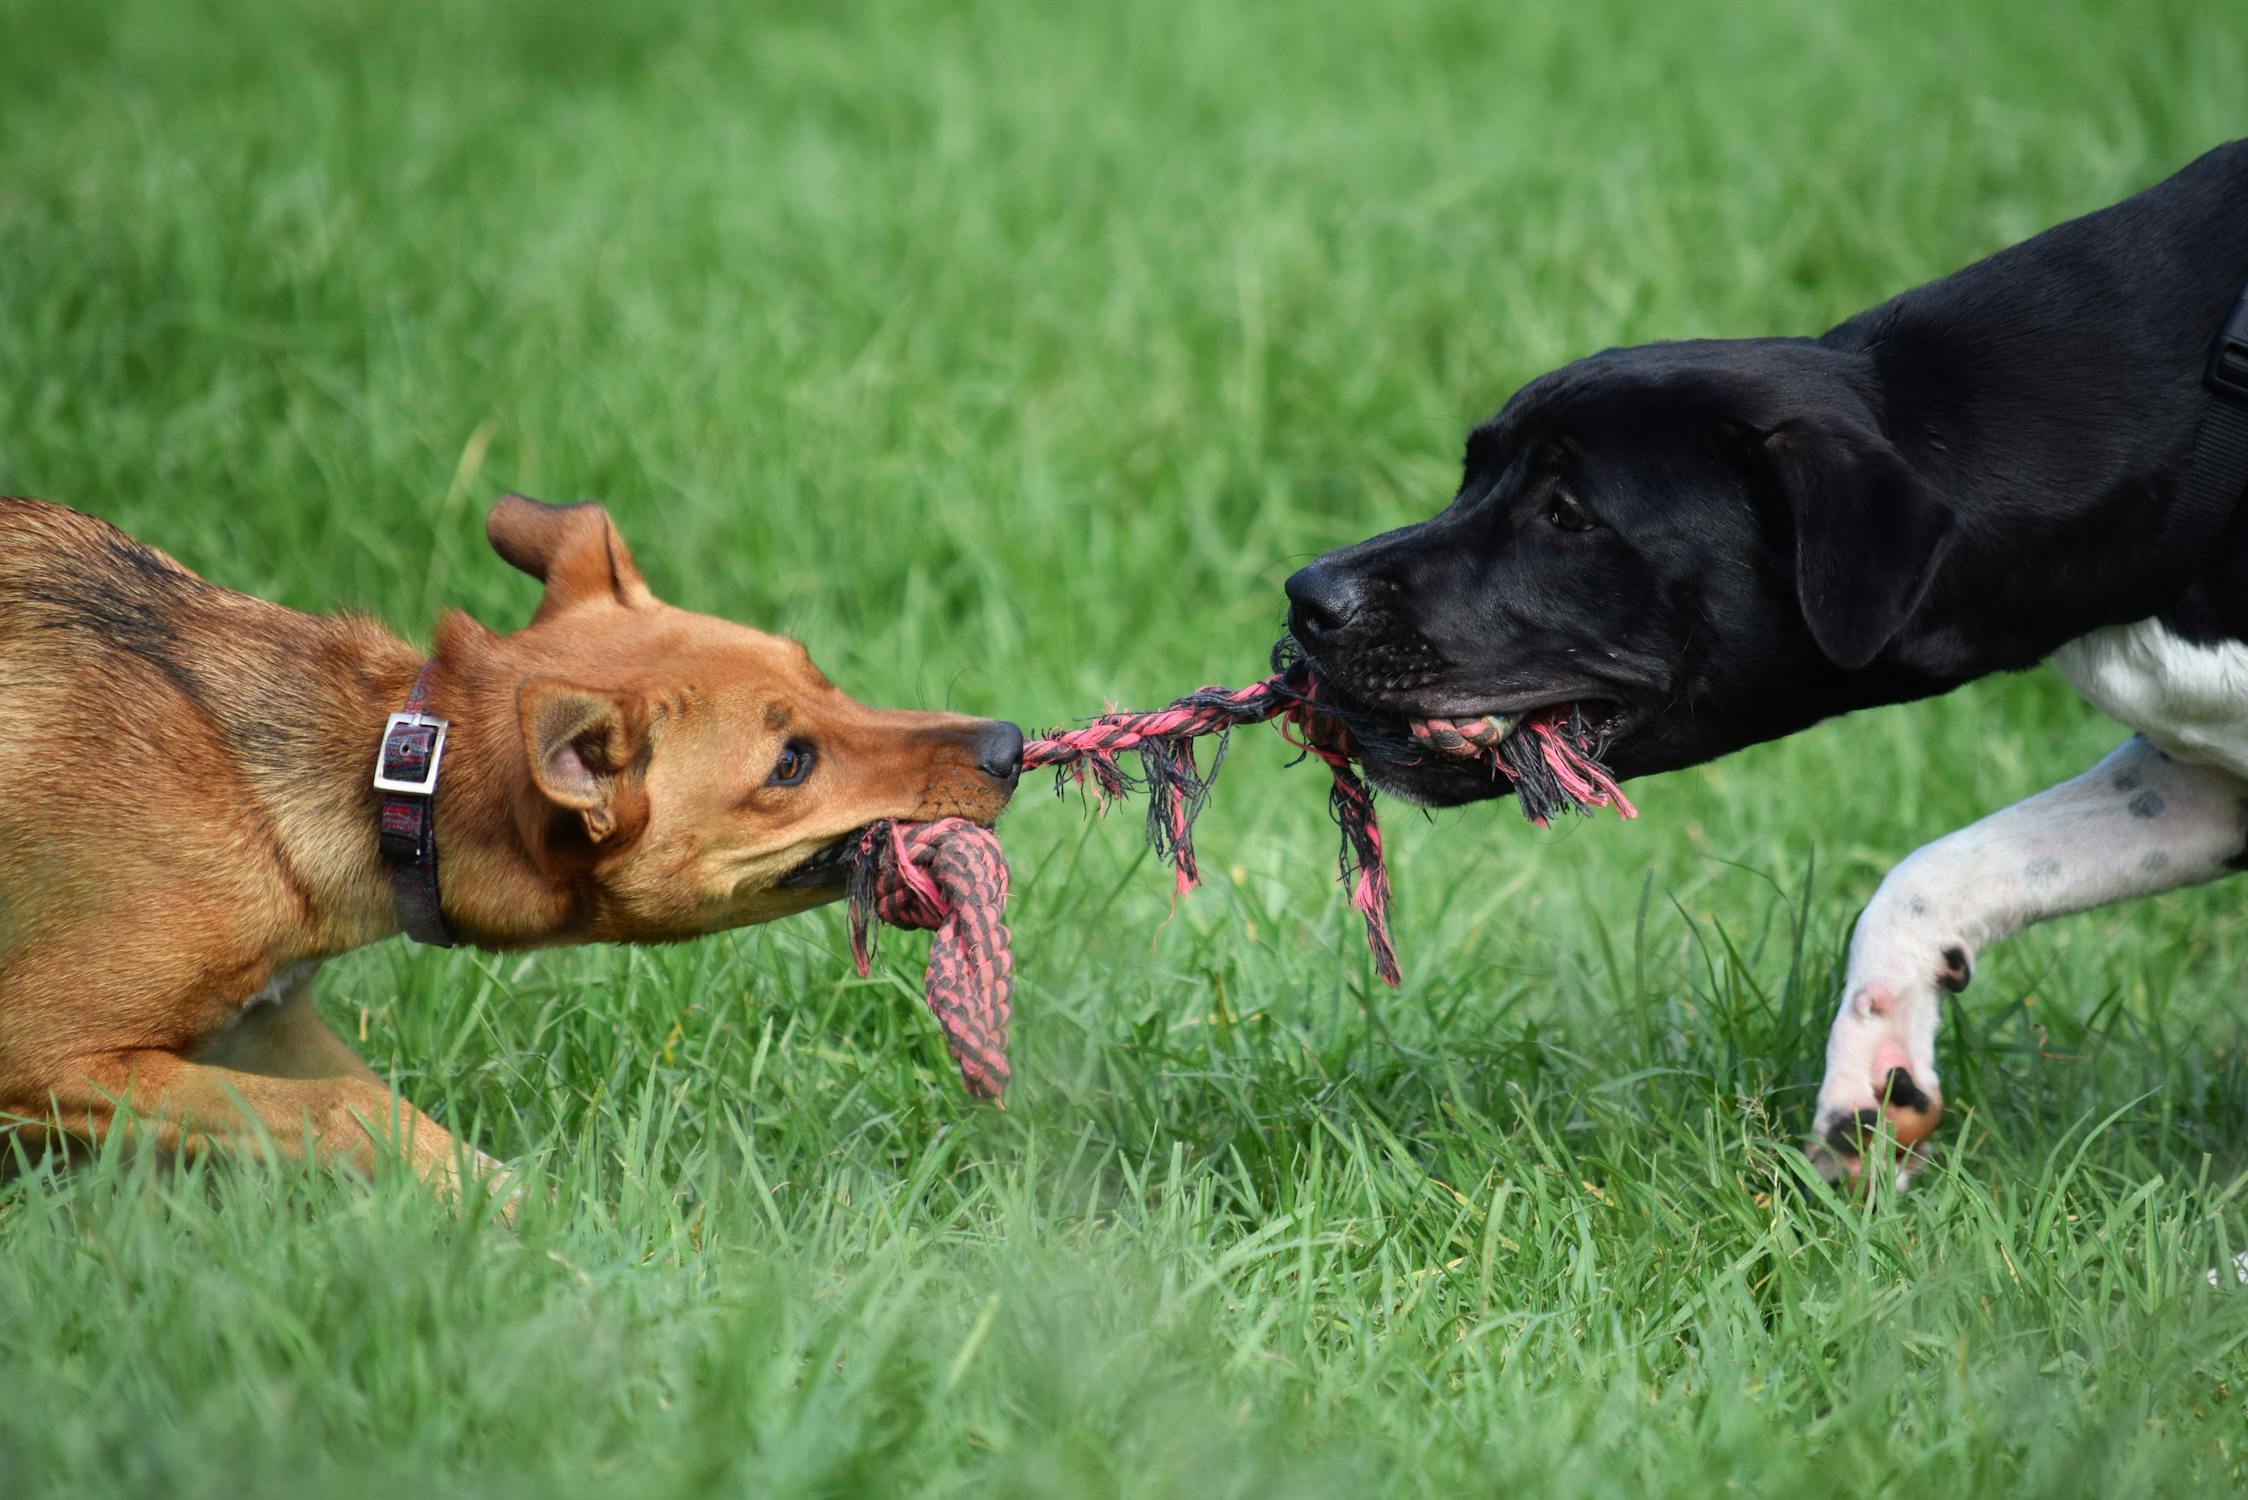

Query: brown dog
left=0, top=494, right=1021, bottom=1200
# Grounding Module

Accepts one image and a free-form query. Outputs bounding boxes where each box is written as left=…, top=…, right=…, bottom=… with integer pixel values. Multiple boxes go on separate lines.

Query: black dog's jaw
left=1288, top=139, right=2248, bottom=804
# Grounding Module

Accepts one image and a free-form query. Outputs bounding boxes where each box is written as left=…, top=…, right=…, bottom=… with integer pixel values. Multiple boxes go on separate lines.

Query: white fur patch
left=2051, top=619, right=2248, bottom=777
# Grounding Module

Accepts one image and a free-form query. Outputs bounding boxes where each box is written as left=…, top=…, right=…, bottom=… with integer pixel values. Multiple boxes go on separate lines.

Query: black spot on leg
left=2024, top=857, right=2061, bottom=887
left=1827, top=1108, right=1882, bottom=1155
left=1906, top=896, right=1931, bottom=919
left=2113, top=769, right=2144, bottom=793
left=2128, top=790, right=2166, bottom=820
left=1881, top=1068, right=1933, bottom=1113
left=1937, top=946, right=1971, bottom=992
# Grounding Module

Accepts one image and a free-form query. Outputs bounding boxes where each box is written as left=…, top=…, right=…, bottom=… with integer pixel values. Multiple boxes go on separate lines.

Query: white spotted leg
left=1810, top=735, right=2248, bottom=1187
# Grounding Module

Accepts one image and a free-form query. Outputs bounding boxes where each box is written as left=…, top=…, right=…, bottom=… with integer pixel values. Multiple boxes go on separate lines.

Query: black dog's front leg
left=1809, top=736, right=2247, bottom=1186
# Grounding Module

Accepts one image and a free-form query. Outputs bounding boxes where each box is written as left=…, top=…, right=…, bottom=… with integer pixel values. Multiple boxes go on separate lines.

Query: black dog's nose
left=974, top=720, right=1025, bottom=785
left=1284, top=561, right=1367, bottom=646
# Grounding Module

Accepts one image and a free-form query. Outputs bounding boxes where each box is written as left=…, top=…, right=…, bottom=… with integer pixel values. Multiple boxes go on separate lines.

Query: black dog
left=1286, top=139, right=2248, bottom=1183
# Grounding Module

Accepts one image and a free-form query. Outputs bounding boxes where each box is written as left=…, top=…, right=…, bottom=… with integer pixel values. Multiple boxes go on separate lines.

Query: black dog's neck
left=1833, top=142, right=2248, bottom=699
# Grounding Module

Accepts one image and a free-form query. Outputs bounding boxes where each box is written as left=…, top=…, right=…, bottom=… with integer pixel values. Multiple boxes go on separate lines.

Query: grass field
left=5, top=0, right=2248, bottom=1493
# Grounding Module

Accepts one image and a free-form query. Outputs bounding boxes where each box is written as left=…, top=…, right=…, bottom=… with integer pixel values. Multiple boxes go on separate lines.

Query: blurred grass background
left=4, top=0, right=2248, bottom=1493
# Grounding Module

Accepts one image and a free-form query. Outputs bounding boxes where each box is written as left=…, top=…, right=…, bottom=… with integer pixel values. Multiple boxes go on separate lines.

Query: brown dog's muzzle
left=921, top=716, right=1023, bottom=820
left=853, top=708, right=1023, bottom=824
left=778, top=716, right=1021, bottom=895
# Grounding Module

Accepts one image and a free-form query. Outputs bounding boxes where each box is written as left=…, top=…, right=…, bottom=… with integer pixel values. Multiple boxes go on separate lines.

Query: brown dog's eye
left=768, top=739, right=816, bottom=787
left=1546, top=493, right=1596, bottom=533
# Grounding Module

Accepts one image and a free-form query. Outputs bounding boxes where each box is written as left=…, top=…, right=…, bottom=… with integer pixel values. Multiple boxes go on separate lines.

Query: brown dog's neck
left=160, top=595, right=430, bottom=957
left=199, top=600, right=571, bottom=958
left=409, top=611, right=582, bottom=950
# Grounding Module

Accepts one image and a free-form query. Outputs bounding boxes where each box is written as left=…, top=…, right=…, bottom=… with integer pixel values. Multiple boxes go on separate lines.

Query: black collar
left=373, top=662, right=456, bottom=947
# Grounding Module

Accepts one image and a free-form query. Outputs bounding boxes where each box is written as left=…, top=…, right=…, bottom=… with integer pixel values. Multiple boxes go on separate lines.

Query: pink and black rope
left=1018, top=667, right=1405, bottom=983
left=846, top=817, right=1015, bottom=1101
left=846, top=646, right=1635, bottom=1100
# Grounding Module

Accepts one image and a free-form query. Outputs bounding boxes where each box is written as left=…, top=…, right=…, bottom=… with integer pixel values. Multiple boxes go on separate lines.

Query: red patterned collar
left=372, top=663, right=456, bottom=947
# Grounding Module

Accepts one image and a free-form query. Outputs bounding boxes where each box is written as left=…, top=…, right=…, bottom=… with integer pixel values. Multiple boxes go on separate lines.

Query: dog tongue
left=844, top=819, right=1014, bottom=1102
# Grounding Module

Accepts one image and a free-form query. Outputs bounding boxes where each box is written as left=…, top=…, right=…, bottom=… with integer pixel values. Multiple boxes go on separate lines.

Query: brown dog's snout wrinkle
left=883, top=715, right=1022, bottom=824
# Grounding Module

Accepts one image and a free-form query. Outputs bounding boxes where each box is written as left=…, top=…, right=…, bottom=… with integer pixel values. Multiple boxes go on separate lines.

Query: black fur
left=1285, top=141, right=2248, bottom=807
left=0, top=501, right=355, bottom=787
left=1937, top=946, right=1971, bottom=993
left=1827, top=1107, right=1883, bottom=1155
left=1880, top=1067, right=1933, bottom=1114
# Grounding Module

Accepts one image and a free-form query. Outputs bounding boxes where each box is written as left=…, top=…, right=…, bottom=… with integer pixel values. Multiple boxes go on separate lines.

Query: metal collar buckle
left=373, top=710, right=450, bottom=796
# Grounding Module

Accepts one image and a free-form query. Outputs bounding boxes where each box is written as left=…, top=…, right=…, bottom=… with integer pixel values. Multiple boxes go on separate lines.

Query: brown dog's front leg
left=10, top=1042, right=505, bottom=1211
left=191, top=966, right=514, bottom=1205
left=190, top=966, right=382, bottom=1083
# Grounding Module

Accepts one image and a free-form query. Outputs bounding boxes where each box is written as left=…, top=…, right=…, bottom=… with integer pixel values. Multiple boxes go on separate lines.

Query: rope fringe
left=1015, top=642, right=1633, bottom=981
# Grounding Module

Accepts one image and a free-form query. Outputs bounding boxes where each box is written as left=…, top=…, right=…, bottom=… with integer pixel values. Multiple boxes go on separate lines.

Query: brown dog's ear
left=486, top=495, right=655, bottom=623
left=518, top=677, right=653, bottom=844
left=1760, top=417, right=1955, bottom=671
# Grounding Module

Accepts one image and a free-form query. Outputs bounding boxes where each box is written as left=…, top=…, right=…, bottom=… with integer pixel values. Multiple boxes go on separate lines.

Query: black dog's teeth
left=1371, top=670, right=1440, bottom=694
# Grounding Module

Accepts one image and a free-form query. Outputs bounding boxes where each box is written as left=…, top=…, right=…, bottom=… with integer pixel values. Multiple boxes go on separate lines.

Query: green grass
left=5, top=0, right=2248, bottom=1493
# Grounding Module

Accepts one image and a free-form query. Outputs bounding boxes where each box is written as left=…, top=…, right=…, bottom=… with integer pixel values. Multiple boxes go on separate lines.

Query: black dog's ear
left=1757, top=417, right=1954, bottom=670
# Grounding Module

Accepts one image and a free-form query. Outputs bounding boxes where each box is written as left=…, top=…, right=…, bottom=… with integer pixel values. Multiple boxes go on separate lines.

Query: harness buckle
left=2207, top=287, right=2248, bottom=405
left=373, top=711, right=450, bottom=796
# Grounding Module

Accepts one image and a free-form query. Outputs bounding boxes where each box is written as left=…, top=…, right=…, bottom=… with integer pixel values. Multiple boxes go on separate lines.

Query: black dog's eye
left=768, top=739, right=816, bottom=787
left=1545, top=493, right=1596, bottom=533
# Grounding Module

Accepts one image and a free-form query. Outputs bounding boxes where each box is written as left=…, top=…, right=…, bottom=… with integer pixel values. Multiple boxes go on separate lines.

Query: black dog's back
left=1834, top=139, right=2248, bottom=530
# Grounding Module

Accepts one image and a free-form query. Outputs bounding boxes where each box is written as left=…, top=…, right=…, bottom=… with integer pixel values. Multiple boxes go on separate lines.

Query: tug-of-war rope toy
left=845, top=641, right=1635, bottom=1100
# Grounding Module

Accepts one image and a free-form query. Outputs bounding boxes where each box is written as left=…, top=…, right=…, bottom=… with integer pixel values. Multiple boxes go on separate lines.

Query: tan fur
left=0, top=495, right=1017, bottom=1205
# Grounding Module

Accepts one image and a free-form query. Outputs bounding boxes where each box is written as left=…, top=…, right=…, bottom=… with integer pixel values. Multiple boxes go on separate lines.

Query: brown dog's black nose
left=1285, top=561, right=1367, bottom=647
left=975, top=720, right=1024, bottom=785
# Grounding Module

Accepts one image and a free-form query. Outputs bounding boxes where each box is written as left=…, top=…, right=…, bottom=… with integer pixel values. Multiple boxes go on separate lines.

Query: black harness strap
left=374, top=663, right=456, bottom=947
left=2166, top=284, right=2248, bottom=560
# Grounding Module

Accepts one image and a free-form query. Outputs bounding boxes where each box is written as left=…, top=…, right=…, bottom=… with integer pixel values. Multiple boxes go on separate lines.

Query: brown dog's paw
left=431, top=1149, right=540, bottom=1226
